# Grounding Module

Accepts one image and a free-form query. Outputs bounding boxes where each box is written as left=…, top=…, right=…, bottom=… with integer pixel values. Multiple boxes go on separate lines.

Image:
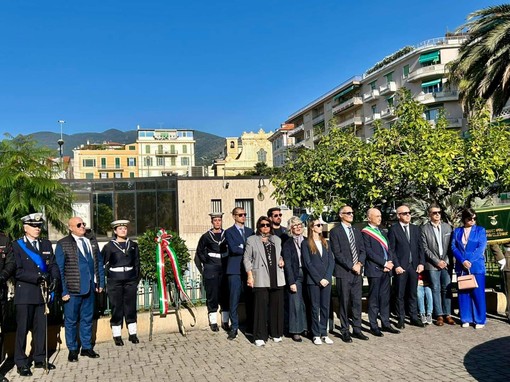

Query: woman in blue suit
left=451, top=208, right=487, bottom=328
left=302, top=219, right=335, bottom=345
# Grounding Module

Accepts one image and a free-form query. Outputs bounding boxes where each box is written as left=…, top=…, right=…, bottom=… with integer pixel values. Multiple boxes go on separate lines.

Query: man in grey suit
left=421, top=204, right=455, bottom=326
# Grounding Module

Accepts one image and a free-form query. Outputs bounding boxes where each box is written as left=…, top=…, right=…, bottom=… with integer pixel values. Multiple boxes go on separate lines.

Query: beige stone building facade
left=212, top=129, right=273, bottom=176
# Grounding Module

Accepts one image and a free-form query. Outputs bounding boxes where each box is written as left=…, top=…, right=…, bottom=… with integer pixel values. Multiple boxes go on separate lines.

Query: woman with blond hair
left=282, top=216, right=307, bottom=342
left=302, top=219, right=335, bottom=345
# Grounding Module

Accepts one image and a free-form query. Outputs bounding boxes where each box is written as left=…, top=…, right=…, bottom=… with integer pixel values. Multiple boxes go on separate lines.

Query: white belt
left=110, top=266, right=134, bottom=272
left=207, top=253, right=227, bottom=259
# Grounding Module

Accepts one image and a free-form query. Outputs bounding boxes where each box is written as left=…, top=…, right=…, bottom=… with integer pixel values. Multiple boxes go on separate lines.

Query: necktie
left=348, top=227, right=358, bottom=264
left=404, top=225, right=410, bottom=241
left=80, top=238, right=92, bottom=259
left=32, top=240, right=38, bottom=251
left=240, top=228, right=245, bottom=243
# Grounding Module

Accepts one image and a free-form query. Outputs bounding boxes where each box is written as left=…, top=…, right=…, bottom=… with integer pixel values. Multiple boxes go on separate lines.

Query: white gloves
left=498, top=258, right=506, bottom=271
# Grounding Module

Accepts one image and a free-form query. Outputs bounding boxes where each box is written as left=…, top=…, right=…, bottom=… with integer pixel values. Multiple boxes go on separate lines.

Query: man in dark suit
left=225, top=207, right=254, bottom=340
left=388, top=205, right=425, bottom=328
left=421, top=204, right=455, bottom=326
left=330, top=205, right=368, bottom=342
left=362, top=208, right=400, bottom=337
left=55, top=216, right=105, bottom=362
left=11, top=213, right=60, bottom=376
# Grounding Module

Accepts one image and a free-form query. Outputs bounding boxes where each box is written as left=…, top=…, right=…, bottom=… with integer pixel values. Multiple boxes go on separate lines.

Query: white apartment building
left=271, top=33, right=509, bottom=165
left=137, top=127, right=196, bottom=177
left=267, top=124, right=295, bottom=167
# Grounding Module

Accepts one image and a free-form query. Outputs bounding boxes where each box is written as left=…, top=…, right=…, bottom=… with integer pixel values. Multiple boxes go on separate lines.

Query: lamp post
left=57, top=120, right=65, bottom=178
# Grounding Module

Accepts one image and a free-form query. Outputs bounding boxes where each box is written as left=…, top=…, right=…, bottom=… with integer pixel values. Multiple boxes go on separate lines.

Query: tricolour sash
left=361, top=226, right=388, bottom=251
left=17, top=239, right=48, bottom=272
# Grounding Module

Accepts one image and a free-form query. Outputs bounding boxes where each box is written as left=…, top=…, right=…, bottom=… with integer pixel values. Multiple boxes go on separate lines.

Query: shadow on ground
left=464, top=335, right=510, bottom=381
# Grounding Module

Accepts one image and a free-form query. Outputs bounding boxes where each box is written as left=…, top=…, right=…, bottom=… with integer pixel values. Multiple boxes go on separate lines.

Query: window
left=85, top=173, right=94, bottom=179
left=127, top=157, right=136, bottom=166
left=129, top=145, right=136, bottom=151
left=425, top=107, right=443, bottom=121
left=129, top=172, right=135, bottom=178
left=211, top=199, right=222, bottom=214
left=369, top=80, right=377, bottom=90
left=144, top=157, right=153, bottom=166
left=115, top=158, right=121, bottom=169
left=371, top=105, right=377, bottom=114
left=384, top=72, right=393, bottom=83
left=181, top=157, right=189, bottom=166
left=114, top=172, right=122, bottom=179
left=257, top=149, right=267, bottom=163
left=422, top=79, right=443, bottom=94
left=170, top=157, right=176, bottom=166
left=83, top=159, right=96, bottom=167
left=170, top=144, right=176, bottom=154
left=387, top=96, right=394, bottom=107
left=230, top=141, right=235, bottom=148
left=182, top=145, right=187, bottom=154
left=157, top=157, right=165, bottom=166
left=145, top=145, right=151, bottom=154
left=101, top=158, right=106, bottom=169
left=403, top=65, right=410, bottom=78
left=100, top=173, right=109, bottom=179
left=235, top=199, right=254, bottom=228
left=306, top=130, right=311, bottom=139
left=158, top=144, right=163, bottom=154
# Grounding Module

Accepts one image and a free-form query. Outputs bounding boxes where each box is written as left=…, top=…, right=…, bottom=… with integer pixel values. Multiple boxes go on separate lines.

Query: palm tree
left=448, top=4, right=510, bottom=116
left=0, top=134, right=73, bottom=238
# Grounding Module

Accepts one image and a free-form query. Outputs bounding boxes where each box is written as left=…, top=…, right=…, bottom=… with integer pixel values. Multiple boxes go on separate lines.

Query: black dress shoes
left=114, top=336, right=124, bottom=346
left=80, top=349, right=100, bottom=358
left=129, top=334, right=140, bottom=344
left=210, top=323, right=219, bottom=332
left=227, top=329, right=238, bottom=340
left=352, top=332, right=369, bottom=341
left=68, top=350, right=79, bottom=362
left=0, top=374, right=8, bottom=382
left=292, top=334, right=302, bottom=342
left=221, top=322, right=231, bottom=331
left=395, top=320, right=405, bottom=329
left=382, top=326, right=400, bottom=334
left=340, top=332, right=353, bottom=343
left=17, top=365, right=32, bottom=377
left=370, top=328, right=384, bottom=337
left=410, top=319, right=425, bottom=327
left=34, top=361, right=56, bottom=370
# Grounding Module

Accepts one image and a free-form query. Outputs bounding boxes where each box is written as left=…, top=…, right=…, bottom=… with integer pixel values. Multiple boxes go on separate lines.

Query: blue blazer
left=225, top=225, right=254, bottom=275
left=301, top=240, right=334, bottom=286
left=451, top=225, right=487, bottom=275
left=282, top=237, right=303, bottom=286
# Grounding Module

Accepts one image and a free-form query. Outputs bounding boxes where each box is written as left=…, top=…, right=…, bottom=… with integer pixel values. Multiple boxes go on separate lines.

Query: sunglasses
left=314, top=223, right=323, bottom=227
left=431, top=211, right=441, bottom=215
left=398, top=212, right=411, bottom=216
left=272, top=213, right=282, bottom=218
left=27, top=223, right=42, bottom=228
left=260, top=223, right=271, bottom=228
left=235, top=213, right=247, bottom=217
left=291, top=224, right=302, bottom=228
left=76, top=222, right=86, bottom=228
left=467, top=217, right=477, bottom=221
left=341, top=212, right=354, bottom=216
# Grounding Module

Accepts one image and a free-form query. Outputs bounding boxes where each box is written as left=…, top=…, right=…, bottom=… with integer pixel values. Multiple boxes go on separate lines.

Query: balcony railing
left=416, top=90, right=458, bottom=104
left=380, top=107, right=396, bottom=119
left=363, top=89, right=380, bottom=102
left=407, top=64, right=446, bottom=82
left=364, top=113, right=381, bottom=124
left=338, top=116, right=363, bottom=128
left=379, top=81, right=397, bottom=95
left=332, top=97, right=363, bottom=114
left=155, top=150, right=178, bottom=156
left=288, top=124, right=304, bottom=137
left=98, top=166, right=123, bottom=171
left=312, top=114, right=325, bottom=125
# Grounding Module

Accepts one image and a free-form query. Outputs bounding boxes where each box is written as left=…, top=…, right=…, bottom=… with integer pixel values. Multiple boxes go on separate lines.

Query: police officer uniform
left=11, top=213, right=60, bottom=376
left=101, top=220, right=140, bottom=346
left=195, top=212, right=229, bottom=331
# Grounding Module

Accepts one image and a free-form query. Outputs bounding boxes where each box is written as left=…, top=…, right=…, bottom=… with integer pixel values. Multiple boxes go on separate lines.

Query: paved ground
left=3, top=313, right=510, bottom=382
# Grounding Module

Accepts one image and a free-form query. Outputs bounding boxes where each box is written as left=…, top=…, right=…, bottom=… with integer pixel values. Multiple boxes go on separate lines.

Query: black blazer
left=301, top=240, right=334, bottom=285
left=388, top=223, right=425, bottom=269
left=282, top=237, right=303, bottom=286
left=362, top=227, right=393, bottom=278
left=330, top=224, right=366, bottom=278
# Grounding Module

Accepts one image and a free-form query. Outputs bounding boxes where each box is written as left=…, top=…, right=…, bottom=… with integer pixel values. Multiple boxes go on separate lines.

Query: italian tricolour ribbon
left=360, top=226, right=388, bottom=251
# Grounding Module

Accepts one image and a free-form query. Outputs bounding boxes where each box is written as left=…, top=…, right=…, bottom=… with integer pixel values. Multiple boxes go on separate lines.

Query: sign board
left=476, top=205, right=510, bottom=244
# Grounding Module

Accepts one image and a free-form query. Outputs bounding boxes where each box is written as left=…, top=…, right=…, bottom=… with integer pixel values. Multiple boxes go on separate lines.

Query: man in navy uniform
left=55, top=217, right=104, bottom=362
left=0, top=231, right=15, bottom=382
left=11, top=213, right=60, bottom=376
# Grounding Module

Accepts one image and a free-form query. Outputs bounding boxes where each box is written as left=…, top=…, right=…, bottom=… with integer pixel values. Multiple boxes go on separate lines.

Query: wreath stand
left=149, top=281, right=186, bottom=340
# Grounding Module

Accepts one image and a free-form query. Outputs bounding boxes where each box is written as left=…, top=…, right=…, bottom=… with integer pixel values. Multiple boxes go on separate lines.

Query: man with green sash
left=361, top=208, right=400, bottom=337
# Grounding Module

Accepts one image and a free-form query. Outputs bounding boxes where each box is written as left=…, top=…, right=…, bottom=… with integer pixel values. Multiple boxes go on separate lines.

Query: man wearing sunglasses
left=421, top=204, right=455, bottom=326
left=225, top=207, right=254, bottom=339
left=11, top=213, right=60, bottom=376
left=267, top=207, right=288, bottom=243
left=388, top=205, right=425, bottom=328
left=55, top=217, right=105, bottom=363
left=330, top=205, right=368, bottom=343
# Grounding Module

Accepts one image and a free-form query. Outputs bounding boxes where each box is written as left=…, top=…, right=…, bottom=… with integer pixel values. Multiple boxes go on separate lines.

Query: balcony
left=407, top=64, right=446, bottom=82
left=98, top=166, right=123, bottom=172
left=379, top=81, right=397, bottom=96
left=288, top=124, right=304, bottom=137
left=332, top=97, right=363, bottom=114
left=155, top=150, right=178, bottom=156
left=312, top=114, right=324, bottom=125
left=496, top=106, right=510, bottom=121
left=364, top=113, right=381, bottom=125
left=363, top=89, right=380, bottom=102
left=380, top=107, right=396, bottom=119
left=415, top=90, right=459, bottom=105
left=338, top=116, right=363, bottom=128
left=428, top=117, right=463, bottom=129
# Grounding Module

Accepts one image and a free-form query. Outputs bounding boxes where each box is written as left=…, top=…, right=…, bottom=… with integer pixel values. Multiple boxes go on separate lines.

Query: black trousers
left=336, top=274, right=363, bottom=334
left=107, top=279, right=138, bottom=326
left=203, top=266, right=229, bottom=313
left=252, top=287, right=283, bottom=341
left=241, top=270, right=254, bottom=333
left=394, top=264, right=419, bottom=321
left=15, top=304, right=46, bottom=367
left=368, top=274, right=391, bottom=329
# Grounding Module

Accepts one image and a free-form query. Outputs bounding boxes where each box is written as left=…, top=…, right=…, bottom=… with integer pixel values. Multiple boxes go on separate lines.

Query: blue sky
left=0, top=0, right=503, bottom=138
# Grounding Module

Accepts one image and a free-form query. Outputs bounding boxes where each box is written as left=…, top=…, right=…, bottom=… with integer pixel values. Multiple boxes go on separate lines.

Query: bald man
left=55, top=217, right=105, bottom=362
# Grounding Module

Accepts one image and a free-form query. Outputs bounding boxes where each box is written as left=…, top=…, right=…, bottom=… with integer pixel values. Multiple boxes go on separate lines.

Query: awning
left=421, top=79, right=442, bottom=88
left=333, top=85, right=355, bottom=100
left=419, top=50, right=440, bottom=64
